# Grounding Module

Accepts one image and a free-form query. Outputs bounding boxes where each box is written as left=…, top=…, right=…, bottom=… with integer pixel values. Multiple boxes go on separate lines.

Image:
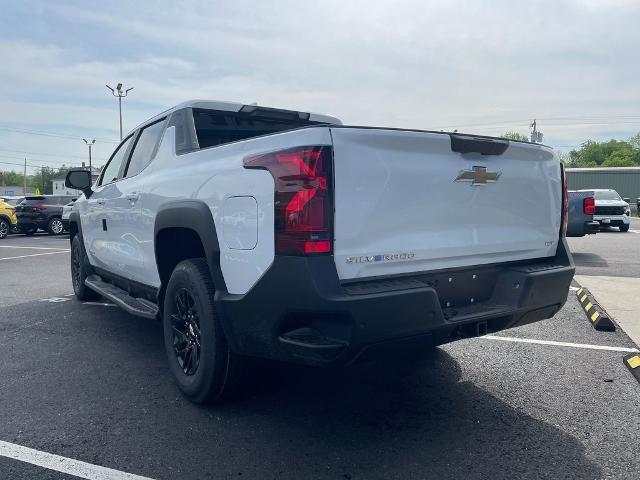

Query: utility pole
left=530, top=119, right=544, bottom=143
left=83, top=138, right=95, bottom=173
left=106, top=82, right=134, bottom=140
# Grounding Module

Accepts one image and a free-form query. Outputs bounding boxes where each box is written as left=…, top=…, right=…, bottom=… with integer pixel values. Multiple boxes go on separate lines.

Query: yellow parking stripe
left=577, top=288, right=584, bottom=295
left=585, top=302, right=593, bottom=311
left=580, top=295, right=588, bottom=302
left=627, top=356, right=640, bottom=369
left=591, top=312, right=600, bottom=322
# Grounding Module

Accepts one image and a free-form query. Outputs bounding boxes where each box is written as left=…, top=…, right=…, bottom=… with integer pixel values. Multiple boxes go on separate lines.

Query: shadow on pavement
left=0, top=303, right=602, bottom=480
left=571, top=252, right=608, bottom=268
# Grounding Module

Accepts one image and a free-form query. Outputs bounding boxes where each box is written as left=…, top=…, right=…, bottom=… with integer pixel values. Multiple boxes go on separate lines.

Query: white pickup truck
left=66, top=100, right=575, bottom=403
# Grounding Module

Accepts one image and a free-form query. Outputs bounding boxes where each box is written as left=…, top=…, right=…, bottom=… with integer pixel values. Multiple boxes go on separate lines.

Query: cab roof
left=129, top=100, right=342, bottom=137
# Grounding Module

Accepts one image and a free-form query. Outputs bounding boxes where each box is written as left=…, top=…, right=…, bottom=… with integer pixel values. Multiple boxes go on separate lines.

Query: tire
left=47, top=217, right=64, bottom=235
left=619, top=225, right=630, bottom=232
left=70, top=235, right=100, bottom=301
left=163, top=258, right=244, bottom=404
left=0, top=219, right=8, bottom=239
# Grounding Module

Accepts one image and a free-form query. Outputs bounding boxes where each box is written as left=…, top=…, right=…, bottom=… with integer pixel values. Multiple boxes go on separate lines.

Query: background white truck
left=66, top=100, right=575, bottom=403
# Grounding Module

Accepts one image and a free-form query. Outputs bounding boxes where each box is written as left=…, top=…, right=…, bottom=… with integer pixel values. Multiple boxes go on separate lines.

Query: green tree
left=602, top=149, right=640, bottom=167
left=503, top=131, right=529, bottom=142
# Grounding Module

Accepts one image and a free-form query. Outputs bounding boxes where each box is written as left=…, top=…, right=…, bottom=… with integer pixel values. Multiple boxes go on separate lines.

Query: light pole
left=106, top=82, right=133, bottom=140
left=83, top=138, right=95, bottom=173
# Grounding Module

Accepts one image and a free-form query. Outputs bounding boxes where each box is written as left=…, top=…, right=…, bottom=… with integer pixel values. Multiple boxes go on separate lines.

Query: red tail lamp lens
left=583, top=196, right=595, bottom=215
left=244, top=146, right=333, bottom=255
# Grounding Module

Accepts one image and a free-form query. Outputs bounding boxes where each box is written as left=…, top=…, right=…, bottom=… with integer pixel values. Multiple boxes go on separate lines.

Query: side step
left=85, top=275, right=159, bottom=319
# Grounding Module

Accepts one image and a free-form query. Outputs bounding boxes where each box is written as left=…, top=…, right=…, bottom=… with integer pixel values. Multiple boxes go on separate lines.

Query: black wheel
left=47, top=217, right=64, bottom=235
left=0, top=219, right=8, bottom=239
left=619, top=225, right=630, bottom=232
left=163, top=258, right=244, bottom=403
left=71, top=235, right=100, bottom=301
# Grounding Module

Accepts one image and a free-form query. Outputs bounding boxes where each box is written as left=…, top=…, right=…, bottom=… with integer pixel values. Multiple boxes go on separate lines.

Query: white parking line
left=482, top=335, right=639, bottom=353
left=629, top=229, right=640, bottom=234
left=0, top=245, right=70, bottom=250
left=0, top=440, right=155, bottom=480
left=0, top=251, right=69, bottom=261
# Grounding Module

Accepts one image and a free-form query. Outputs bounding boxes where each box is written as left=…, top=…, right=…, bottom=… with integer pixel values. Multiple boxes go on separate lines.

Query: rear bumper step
left=85, top=275, right=159, bottom=319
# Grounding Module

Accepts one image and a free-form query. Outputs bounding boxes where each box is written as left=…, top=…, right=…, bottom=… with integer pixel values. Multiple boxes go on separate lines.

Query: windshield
left=594, top=191, right=622, bottom=201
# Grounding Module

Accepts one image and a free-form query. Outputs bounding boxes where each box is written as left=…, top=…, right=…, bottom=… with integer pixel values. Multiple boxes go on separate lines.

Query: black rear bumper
left=216, top=239, right=575, bottom=366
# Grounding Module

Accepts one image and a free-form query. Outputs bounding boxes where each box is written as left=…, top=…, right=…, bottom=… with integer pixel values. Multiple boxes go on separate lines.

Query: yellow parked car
left=0, top=199, right=18, bottom=239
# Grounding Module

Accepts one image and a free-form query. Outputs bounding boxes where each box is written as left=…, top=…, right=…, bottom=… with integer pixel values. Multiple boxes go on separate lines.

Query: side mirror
left=623, top=197, right=630, bottom=203
left=65, top=169, right=93, bottom=198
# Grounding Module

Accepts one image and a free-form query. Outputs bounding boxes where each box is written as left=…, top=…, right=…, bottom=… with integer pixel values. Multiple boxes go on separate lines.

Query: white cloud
left=0, top=0, right=639, bottom=174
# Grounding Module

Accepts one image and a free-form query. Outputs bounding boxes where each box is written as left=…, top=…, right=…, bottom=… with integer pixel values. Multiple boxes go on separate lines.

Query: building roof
left=566, top=167, right=640, bottom=173
left=53, top=166, right=100, bottom=181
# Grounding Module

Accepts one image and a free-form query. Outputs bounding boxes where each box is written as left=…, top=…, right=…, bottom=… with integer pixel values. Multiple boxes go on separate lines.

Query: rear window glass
left=193, top=107, right=324, bottom=149
left=594, top=191, right=621, bottom=201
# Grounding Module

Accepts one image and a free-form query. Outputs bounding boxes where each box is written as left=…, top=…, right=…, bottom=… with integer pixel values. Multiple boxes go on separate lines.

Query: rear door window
left=124, top=119, right=166, bottom=178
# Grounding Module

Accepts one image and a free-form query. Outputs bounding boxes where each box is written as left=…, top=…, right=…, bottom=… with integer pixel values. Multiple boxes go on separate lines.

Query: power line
left=0, top=125, right=118, bottom=144
left=0, top=153, right=78, bottom=167
left=0, top=148, right=107, bottom=162
left=434, top=116, right=640, bottom=131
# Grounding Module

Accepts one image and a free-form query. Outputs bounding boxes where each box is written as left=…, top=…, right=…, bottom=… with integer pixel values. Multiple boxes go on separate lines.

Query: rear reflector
left=244, top=146, right=333, bottom=256
left=583, top=196, right=595, bottom=215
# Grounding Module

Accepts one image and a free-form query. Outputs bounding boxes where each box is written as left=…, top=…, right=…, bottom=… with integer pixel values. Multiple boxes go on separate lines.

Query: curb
left=575, top=287, right=616, bottom=332
left=623, top=353, right=640, bottom=384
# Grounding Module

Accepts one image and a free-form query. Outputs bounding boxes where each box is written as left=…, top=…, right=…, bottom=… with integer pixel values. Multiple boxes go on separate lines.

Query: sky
left=1, top=0, right=639, bottom=175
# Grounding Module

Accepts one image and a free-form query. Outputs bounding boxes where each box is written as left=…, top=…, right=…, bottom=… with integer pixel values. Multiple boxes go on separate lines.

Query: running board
left=85, top=275, right=159, bottom=319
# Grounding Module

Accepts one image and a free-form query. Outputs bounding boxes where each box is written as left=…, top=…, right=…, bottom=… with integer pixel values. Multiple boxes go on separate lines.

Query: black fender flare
left=153, top=200, right=227, bottom=294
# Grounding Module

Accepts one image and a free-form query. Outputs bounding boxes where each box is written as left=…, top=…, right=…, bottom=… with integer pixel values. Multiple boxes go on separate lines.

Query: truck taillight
left=244, top=146, right=333, bottom=255
left=560, top=163, right=568, bottom=237
left=32, top=205, right=47, bottom=212
left=583, top=196, right=595, bottom=215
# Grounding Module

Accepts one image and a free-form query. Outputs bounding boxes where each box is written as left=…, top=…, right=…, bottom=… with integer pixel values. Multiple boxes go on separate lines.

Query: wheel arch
left=154, top=201, right=227, bottom=300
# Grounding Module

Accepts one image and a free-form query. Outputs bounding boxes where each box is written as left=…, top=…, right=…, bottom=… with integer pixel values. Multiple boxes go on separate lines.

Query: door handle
left=96, top=199, right=105, bottom=205
left=126, top=192, right=139, bottom=202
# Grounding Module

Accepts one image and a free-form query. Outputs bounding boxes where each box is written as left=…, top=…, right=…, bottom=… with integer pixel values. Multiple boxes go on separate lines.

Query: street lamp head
left=116, top=83, right=123, bottom=92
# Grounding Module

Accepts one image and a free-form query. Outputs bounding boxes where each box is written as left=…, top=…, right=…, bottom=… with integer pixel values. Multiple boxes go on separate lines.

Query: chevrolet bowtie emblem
left=454, top=166, right=501, bottom=185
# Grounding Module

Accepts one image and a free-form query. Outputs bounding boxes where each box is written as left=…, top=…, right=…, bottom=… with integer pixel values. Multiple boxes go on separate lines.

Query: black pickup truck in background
left=15, top=195, right=77, bottom=235
left=567, top=190, right=599, bottom=237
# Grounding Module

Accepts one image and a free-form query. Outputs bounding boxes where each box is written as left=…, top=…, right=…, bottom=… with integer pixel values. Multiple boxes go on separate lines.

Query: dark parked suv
left=15, top=195, right=77, bottom=235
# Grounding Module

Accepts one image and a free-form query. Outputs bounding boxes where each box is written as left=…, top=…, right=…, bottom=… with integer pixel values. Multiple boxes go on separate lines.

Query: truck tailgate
left=330, top=127, right=562, bottom=281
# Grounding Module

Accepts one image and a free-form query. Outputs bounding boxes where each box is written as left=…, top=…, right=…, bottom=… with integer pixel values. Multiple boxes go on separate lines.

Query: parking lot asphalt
left=0, top=233, right=72, bottom=307
left=570, top=216, right=640, bottom=278
left=1, top=232, right=639, bottom=479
